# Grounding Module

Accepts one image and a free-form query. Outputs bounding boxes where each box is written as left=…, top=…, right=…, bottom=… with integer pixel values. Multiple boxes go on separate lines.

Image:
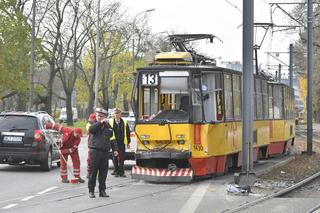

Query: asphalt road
left=0, top=136, right=309, bottom=213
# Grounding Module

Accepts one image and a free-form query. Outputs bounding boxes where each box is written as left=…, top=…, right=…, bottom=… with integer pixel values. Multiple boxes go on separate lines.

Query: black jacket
left=89, top=120, right=114, bottom=151
left=112, top=118, right=131, bottom=145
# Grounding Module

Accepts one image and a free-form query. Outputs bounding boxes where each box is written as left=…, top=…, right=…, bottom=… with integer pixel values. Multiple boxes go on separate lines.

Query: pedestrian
left=109, top=108, right=131, bottom=177
left=86, top=113, right=96, bottom=178
left=87, top=108, right=118, bottom=198
left=45, top=123, right=85, bottom=183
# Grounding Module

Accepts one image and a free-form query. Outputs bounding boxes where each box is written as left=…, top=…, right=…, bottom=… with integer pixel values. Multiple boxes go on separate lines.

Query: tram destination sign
left=142, top=73, right=158, bottom=86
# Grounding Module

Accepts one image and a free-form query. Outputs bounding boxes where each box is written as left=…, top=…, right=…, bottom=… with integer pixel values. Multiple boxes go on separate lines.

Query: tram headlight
left=177, top=140, right=185, bottom=145
left=142, top=140, right=149, bottom=145
left=176, top=134, right=185, bottom=139
left=141, top=134, right=150, bottom=139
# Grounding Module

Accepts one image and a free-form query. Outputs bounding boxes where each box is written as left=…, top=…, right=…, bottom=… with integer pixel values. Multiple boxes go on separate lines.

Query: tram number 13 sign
left=142, top=73, right=158, bottom=86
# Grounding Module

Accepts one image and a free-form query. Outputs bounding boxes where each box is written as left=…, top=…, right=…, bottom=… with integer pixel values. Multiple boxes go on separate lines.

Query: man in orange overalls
left=45, top=123, right=85, bottom=183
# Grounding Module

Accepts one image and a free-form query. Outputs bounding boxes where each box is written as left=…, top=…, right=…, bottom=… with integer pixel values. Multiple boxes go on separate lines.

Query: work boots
left=99, top=190, right=109, bottom=198
left=78, top=177, right=85, bottom=183
left=61, top=179, right=69, bottom=183
left=89, top=192, right=95, bottom=198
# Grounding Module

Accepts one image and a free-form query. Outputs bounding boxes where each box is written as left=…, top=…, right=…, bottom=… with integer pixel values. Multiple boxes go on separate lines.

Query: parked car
left=0, top=111, right=61, bottom=171
left=59, top=107, right=78, bottom=123
left=123, top=116, right=137, bottom=160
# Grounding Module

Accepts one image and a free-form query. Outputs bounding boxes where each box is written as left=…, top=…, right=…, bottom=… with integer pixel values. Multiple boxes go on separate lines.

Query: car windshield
left=0, top=115, right=38, bottom=131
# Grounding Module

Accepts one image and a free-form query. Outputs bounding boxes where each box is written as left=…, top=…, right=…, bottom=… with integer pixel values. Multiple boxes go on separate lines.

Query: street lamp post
left=235, top=0, right=255, bottom=186
left=28, top=0, right=36, bottom=112
left=132, top=8, right=155, bottom=72
left=307, top=0, right=313, bottom=155
left=94, top=0, right=101, bottom=110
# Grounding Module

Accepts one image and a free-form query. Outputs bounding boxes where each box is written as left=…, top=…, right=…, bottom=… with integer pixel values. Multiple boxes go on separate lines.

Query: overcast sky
left=117, top=0, right=300, bottom=74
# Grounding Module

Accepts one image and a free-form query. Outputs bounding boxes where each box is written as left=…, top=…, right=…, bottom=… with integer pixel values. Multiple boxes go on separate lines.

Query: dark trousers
left=88, top=149, right=109, bottom=192
left=114, top=145, right=125, bottom=175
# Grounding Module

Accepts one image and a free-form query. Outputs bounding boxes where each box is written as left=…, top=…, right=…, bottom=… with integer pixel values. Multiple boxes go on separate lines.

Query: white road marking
left=2, top=203, right=17, bottom=209
left=37, top=187, right=57, bottom=195
left=21, top=196, right=35, bottom=201
left=179, top=181, right=210, bottom=213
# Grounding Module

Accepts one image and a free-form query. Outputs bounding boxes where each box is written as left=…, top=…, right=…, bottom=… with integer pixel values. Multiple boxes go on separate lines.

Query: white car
left=123, top=116, right=137, bottom=160
left=59, top=107, right=78, bottom=123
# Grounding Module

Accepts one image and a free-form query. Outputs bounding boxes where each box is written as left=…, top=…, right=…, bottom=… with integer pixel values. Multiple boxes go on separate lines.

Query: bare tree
left=35, top=0, right=71, bottom=114
left=78, top=1, right=128, bottom=116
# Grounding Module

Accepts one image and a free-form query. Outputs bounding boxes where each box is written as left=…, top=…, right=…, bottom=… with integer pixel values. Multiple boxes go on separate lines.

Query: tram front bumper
left=131, top=165, right=193, bottom=183
left=135, top=150, right=191, bottom=159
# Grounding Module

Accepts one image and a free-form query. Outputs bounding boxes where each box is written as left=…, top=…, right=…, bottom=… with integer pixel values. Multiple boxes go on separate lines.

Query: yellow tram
left=130, top=34, right=295, bottom=182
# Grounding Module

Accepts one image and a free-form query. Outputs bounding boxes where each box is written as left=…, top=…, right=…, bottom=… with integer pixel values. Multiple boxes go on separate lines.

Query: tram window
left=268, top=85, right=274, bottom=119
left=160, top=77, right=188, bottom=94
left=255, top=79, right=263, bottom=119
left=142, top=87, right=158, bottom=119
left=192, top=75, right=202, bottom=122
left=143, top=88, right=150, bottom=116
left=233, top=74, right=241, bottom=120
left=262, top=80, right=269, bottom=119
left=202, top=73, right=219, bottom=122
left=215, top=74, right=223, bottom=121
left=224, top=74, right=233, bottom=120
left=273, top=85, right=283, bottom=119
left=279, top=86, right=284, bottom=119
left=152, top=88, right=158, bottom=115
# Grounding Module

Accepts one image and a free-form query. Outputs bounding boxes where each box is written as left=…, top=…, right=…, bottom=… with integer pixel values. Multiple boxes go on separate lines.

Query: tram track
left=221, top=169, right=320, bottom=213
left=221, top=127, right=320, bottom=213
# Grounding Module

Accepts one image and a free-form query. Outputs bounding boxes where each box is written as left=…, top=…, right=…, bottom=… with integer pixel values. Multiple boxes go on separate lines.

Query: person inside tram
left=179, top=95, right=190, bottom=113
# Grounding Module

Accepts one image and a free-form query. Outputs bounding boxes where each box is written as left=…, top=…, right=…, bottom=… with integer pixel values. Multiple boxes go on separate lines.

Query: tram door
left=201, top=72, right=223, bottom=122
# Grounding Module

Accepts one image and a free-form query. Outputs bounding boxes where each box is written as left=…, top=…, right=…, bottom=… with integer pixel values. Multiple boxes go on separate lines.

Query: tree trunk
left=123, top=92, right=129, bottom=111
left=65, top=90, right=74, bottom=126
left=45, top=63, right=56, bottom=115
left=17, top=92, right=27, bottom=111
left=102, top=59, right=112, bottom=110
left=87, top=88, right=95, bottom=118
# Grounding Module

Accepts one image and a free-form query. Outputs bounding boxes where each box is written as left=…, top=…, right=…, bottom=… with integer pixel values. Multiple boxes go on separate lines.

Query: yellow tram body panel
left=135, top=123, right=192, bottom=151
left=269, top=119, right=295, bottom=143
left=135, top=120, right=271, bottom=158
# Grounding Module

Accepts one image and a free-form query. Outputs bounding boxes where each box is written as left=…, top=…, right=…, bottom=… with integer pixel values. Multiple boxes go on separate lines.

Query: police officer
left=109, top=108, right=131, bottom=177
left=87, top=108, right=118, bottom=198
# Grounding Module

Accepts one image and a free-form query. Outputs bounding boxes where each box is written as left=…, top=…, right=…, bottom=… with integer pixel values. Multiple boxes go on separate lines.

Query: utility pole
left=278, top=64, right=282, bottom=83
left=94, top=0, right=101, bottom=109
left=28, top=0, right=36, bottom=112
left=235, top=0, right=255, bottom=186
left=307, top=0, right=313, bottom=155
left=289, top=44, right=293, bottom=88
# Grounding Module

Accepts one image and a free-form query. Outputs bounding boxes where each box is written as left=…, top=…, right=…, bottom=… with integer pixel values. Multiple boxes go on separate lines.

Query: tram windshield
left=137, top=71, right=191, bottom=123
